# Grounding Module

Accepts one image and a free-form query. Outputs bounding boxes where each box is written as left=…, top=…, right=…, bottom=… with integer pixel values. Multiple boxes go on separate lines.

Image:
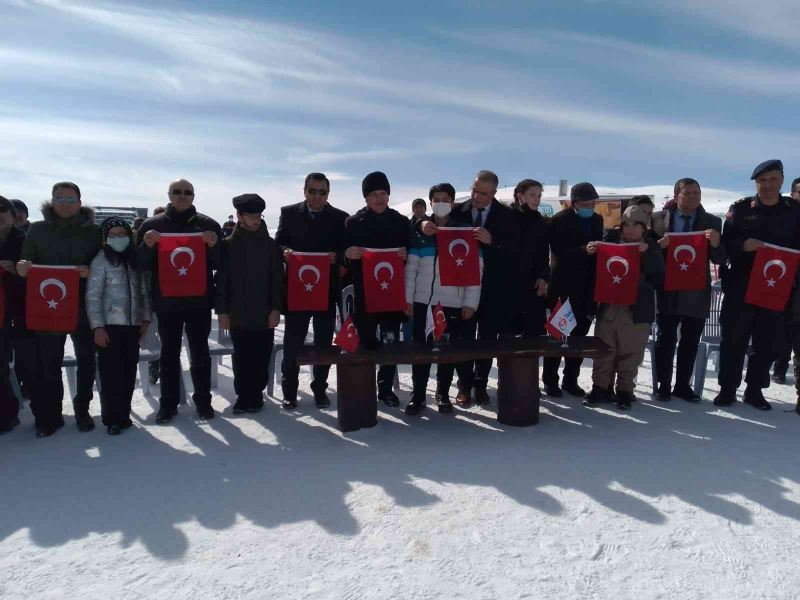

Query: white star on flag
left=612, top=275, right=621, bottom=284
left=767, top=278, right=776, bottom=287
left=455, top=258, right=464, bottom=266
left=679, top=263, right=689, bottom=271
left=47, top=300, right=58, bottom=310
left=304, top=283, right=314, bottom=292
left=380, top=281, right=389, bottom=290
left=177, top=267, right=188, bottom=276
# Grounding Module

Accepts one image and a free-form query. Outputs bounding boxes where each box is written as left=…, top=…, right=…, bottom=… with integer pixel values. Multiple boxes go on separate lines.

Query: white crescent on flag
left=373, top=261, right=395, bottom=281
left=448, top=238, right=470, bottom=257
left=170, top=246, right=196, bottom=268
left=298, top=264, right=321, bottom=284
left=39, top=278, right=67, bottom=300
left=673, top=244, right=697, bottom=264
left=763, top=259, right=787, bottom=280
left=605, top=256, right=630, bottom=277
left=346, top=321, right=356, bottom=338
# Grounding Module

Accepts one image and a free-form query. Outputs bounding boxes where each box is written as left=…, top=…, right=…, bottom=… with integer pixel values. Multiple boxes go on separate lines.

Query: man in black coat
left=715, top=160, right=800, bottom=410
left=275, top=173, right=348, bottom=409
left=423, top=169, right=520, bottom=405
left=542, top=182, right=604, bottom=398
left=512, top=179, right=550, bottom=337
left=216, top=194, right=284, bottom=414
left=344, top=172, right=410, bottom=407
left=0, top=197, right=25, bottom=433
left=654, top=178, right=724, bottom=403
left=137, top=178, right=222, bottom=423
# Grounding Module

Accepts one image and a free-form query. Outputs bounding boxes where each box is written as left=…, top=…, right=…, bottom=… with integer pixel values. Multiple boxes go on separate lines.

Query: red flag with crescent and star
left=664, top=232, right=708, bottom=292
left=26, top=265, right=80, bottom=332
left=157, top=233, right=207, bottom=297
left=335, top=314, right=360, bottom=353
left=594, top=242, right=641, bottom=305
left=745, top=243, right=800, bottom=311
left=361, top=248, right=406, bottom=313
left=286, top=252, right=331, bottom=312
left=436, top=227, right=480, bottom=287
left=425, top=301, right=447, bottom=341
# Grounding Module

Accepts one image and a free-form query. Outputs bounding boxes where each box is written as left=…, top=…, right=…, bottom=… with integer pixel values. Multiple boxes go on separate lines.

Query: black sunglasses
left=306, top=188, right=328, bottom=196
left=171, top=189, right=195, bottom=196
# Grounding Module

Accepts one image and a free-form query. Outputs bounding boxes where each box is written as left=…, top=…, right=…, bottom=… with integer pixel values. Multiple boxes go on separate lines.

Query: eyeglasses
left=170, top=189, right=194, bottom=196
left=53, top=196, right=78, bottom=205
left=306, top=188, right=328, bottom=196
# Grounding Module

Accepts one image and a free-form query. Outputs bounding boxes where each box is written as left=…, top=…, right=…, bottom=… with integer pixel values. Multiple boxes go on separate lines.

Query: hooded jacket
left=86, top=250, right=152, bottom=330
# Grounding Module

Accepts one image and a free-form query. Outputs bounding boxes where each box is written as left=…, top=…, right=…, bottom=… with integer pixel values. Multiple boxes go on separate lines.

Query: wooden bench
left=297, top=336, right=610, bottom=432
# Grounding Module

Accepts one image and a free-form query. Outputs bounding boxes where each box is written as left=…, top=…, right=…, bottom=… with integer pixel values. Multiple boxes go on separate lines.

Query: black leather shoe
left=743, top=387, right=771, bottom=411
left=380, top=392, right=400, bottom=407
left=772, top=372, right=787, bottom=385
left=282, top=398, right=298, bottom=410
left=107, top=425, right=122, bottom=436
left=404, top=401, right=425, bottom=416
left=562, top=381, right=586, bottom=397
left=671, top=384, right=702, bottom=403
left=544, top=383, right=562, bottom=398
left=232, top=400, right=247, bottom=414
left=654, top=384, right=671, bottom=402
left=713, top=389, right=736, bottom=407
left=314, top=392, right=331, bottom=409
left=583, top=385, right=611, bottom=407
left=616, top=390, right=635, bottom=410
left=155, top=405, right=177, bottom=424
left=245, top=401, right=264, bottom=413
left=75, top=412, right=95, bottom=432
left=473, top=388, right=490, bottom=405
left=197, top=405, right=215, bottom=420
left=36, top=426, right=58, bottom=438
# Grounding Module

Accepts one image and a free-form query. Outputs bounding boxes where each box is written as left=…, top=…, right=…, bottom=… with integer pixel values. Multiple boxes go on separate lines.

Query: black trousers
left=281, top=311, right=334, bottom=399
left=231, top=328, right=274, bottom=407
left=97, top=325, right=140, bottom=427
left=0, top=325, right=17, bottom=428
left=542, top=313, right=593, bottom=386
left=516, top=295, right=547, bottom=337
left=411, top=302, right=473, bottom=397
left=353, top=311, right=401, bottom=397
left=30, top=326, right=96, bottom=429
left=11, top=320, right=35, bottom=396
left=157, top=308, right=212, bottom=410
left=718, top=296, right=784, bottom=390
left=790, top=323, right=800, bottom=394
left=655, top=313, right=706, bottom=390
left=460, top=301, right=513, bottom=390
left=774, top=326, right=793, bottom=376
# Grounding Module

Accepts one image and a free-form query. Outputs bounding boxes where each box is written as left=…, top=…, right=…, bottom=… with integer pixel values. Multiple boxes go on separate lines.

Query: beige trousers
left=592, top=305, right=651, bottom=392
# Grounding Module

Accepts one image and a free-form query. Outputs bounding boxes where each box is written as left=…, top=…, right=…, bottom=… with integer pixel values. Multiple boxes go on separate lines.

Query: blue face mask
left=577, top=207, right=595, bottom=219
left=107, top=237, right=130, bottom=253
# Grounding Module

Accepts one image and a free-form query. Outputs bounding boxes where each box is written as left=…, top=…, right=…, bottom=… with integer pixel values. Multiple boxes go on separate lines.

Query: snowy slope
left=2, top=322, right=800, bottom=600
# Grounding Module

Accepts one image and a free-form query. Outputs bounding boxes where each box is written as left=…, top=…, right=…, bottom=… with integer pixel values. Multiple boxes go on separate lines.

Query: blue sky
left=1, top=0, right=798, bottom=223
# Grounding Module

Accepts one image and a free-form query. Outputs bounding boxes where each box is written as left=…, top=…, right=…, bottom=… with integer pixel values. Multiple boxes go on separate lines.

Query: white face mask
left=432, top=203, right=452, bottom=218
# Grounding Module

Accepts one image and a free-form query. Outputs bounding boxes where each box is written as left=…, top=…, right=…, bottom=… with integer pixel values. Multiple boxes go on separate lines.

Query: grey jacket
left=86, top=251, right=152, bottom=329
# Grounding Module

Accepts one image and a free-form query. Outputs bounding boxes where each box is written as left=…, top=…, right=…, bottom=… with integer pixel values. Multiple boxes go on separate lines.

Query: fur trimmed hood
left=40, top=202, right=95, bottom=225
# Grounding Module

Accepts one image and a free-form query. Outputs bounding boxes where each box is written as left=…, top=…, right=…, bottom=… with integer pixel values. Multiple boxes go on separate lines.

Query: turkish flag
left=26, top=265, right=80, bottom=332
left=594, top=242, right=640, bottom=305
left=287, top=252, right=330, bottom=312
left=158, top=233, right=207, bottom=297
left=425, top=302, right=447, bottom=341
left=335, top=314, right=360, bottom=353
left=361, top=248, right=406, bottom=313
left=745, top=243, right=800, bottom=311
left=664, top=232, right=708, bottom=291
left=546, top=298, right=577, bottom=341
left=436, top=228, right=480, bottom=286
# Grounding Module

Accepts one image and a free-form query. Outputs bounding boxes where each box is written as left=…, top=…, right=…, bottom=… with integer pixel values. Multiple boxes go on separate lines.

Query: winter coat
left=136, top=204, right=222, bottom=313
left=344, top=206, right=410, bottom=321
left=547, top=207, right=604, bottom=318
left=656, top=204, right=725, bottom=319
left=86, top=250, right=152, bottom=329
left=274, top=201, right=348, bottom=315
left=596, top=235, right=665, bottom=325
left=404, top=219, right=483, bottom=310
left=21, top=204, right=103, bottom=329
left=514, top=203, right=550, bottom=304
left=0, top=227, right=26, bottom=325
left=215, top=223, right=285, bottom=330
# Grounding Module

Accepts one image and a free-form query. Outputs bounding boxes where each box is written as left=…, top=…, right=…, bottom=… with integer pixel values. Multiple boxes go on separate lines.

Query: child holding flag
left=403, top=183, right=483, bottom=415
left=585, top=206, right=664, bottom=410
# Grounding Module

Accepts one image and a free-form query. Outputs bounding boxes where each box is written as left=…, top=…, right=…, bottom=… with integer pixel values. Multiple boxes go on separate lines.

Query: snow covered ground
left=2, top=322, right=800, bottom=600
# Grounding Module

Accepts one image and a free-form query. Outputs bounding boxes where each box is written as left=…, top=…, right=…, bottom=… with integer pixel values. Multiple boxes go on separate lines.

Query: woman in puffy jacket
left=86, top=217, right=152, bottom=435
left=403, top=183, right=484, bottom=415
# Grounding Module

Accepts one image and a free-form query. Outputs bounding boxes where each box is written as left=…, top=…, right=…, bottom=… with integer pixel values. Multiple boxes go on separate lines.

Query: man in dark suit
left=423, top=169, right=520, bottom=405
left=275, top=173, right=348, bottom=409
left=542, top=182, right=604, bottom=398
left=654, top=178, right=724, bottom=402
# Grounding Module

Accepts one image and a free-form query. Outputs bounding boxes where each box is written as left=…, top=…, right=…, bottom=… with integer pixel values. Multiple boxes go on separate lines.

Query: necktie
left=473, top=207, right=485, bottom=228
left=682, top=214, right=692, bottom=233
